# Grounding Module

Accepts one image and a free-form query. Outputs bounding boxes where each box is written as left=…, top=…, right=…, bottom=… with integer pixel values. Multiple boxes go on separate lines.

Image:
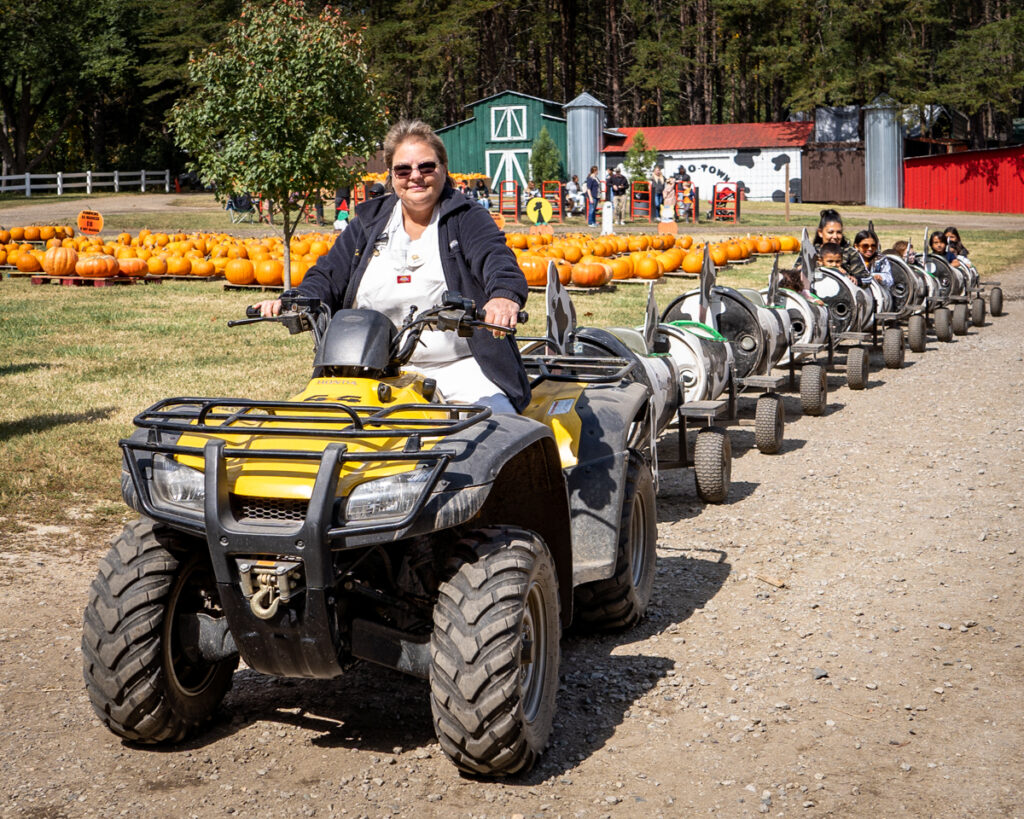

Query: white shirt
left=354, top=201, right=507, bottom=406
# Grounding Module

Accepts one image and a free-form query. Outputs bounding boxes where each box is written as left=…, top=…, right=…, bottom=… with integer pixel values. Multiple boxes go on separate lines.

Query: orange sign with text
left=77, top=210, right=104, bottom=235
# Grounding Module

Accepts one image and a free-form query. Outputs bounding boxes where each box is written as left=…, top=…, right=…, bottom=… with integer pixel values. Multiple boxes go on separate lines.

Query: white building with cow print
left=601, top=122, right=813, bottom=202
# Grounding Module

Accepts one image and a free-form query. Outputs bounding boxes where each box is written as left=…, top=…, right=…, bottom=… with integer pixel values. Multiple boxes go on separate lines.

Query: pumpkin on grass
left=42, top=246, right=78, bottom=276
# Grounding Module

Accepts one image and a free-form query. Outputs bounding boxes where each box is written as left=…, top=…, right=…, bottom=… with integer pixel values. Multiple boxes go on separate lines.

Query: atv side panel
left=563, top=381, right=651, bottom=585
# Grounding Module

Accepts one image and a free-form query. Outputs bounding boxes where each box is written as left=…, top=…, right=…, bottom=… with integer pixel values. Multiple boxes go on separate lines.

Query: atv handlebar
left=234, top=291, right=526, bottom=371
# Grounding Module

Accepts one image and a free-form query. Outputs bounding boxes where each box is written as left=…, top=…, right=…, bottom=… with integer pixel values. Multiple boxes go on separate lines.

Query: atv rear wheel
left=430, top=528, right=560, bottom=777
left=82, top=518, right=237, bottom=743
left=572, top=455, right=658, bottom=630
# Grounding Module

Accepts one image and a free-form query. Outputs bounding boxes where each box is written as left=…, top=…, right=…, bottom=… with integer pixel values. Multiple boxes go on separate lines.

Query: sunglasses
left=391, top=161, right=438, bottom=179
left=857, top=242, right=877, bottom=250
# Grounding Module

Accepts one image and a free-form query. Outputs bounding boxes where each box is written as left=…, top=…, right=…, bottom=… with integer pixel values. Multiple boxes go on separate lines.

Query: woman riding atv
left=255, top=119, right=529, bottom=414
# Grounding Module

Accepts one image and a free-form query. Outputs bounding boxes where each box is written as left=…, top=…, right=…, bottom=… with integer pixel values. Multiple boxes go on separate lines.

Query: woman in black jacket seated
left=254, top=120, right=530, bottom=414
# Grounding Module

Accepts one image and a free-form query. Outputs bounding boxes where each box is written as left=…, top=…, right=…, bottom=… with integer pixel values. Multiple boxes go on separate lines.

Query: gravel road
left=1, top=270, right=1021, bottom=818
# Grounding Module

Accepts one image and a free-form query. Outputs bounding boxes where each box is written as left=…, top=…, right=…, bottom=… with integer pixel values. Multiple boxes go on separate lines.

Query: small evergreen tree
left=624, top=131, right=657, bottom=181
left=529, top=126, right=563, bottom=184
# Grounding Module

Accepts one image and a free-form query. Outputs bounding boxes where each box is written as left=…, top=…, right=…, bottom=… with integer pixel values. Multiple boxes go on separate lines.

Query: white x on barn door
left=486, top=150, right=531, bottom=189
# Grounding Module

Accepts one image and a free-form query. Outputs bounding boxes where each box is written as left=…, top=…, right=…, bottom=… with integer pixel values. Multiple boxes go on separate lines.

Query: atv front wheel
left=82, top=518, right=237, bottom=743
left=430, top=528, right=561, bottom=777
left=572, top=455, right=657, bottom=631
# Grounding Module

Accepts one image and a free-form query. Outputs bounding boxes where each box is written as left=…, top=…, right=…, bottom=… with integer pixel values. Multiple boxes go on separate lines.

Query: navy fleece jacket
left=297, top=185, right=532, bottom=411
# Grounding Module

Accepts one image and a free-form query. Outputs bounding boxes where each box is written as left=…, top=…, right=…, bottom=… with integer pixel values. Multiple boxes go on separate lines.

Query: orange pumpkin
left=76, top=254, right=118, bottom=278
left=16, top=252, right=42, bottom=272
left=39, top=226, right=55, bottom=241
left=23, top=226, right=41, bottom=241
left=681, top=251, right=703, bottom=274
left=224, top=258, right=255, bottom=285
left=192, top=259, right=216, bottom=277
left=118, top=258, right=148, bottom=277
left=634, top=257, right=662, bottom=279
left=146, top=257, right=168, bottom=276
left=0, top=229, right=10, bottom=244
left=255, top=259, right=284, bottom=286
left=571, top=262, right=611, bottom=287
left=42, top=246, right=78, bottom=276
left=609, top=257, right=634, bottom=280
left=166, top=255, right=192, bottom=276
left=518, top=255, right=547, bottom=286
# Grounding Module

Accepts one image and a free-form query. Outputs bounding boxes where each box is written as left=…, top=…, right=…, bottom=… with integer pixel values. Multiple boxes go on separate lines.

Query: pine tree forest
left=2, top=0, right=1022, bottom=175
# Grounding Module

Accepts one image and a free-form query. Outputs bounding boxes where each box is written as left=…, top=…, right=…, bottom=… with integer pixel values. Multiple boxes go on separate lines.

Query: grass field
left=2, top=200, right=1022, bottom=533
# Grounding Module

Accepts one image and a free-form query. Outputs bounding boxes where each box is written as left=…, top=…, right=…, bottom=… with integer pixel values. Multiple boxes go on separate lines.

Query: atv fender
left=564, top=381, right=651, bottom=585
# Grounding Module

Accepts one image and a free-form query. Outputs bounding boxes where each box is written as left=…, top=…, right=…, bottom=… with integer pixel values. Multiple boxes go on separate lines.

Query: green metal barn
left=436, top=91, right=568, bottom=188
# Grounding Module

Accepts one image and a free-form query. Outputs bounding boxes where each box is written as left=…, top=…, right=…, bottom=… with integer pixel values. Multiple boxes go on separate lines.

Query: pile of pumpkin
left=506, top=231, right=801, bottom=287
left=1, top=226, right=336, bottom=285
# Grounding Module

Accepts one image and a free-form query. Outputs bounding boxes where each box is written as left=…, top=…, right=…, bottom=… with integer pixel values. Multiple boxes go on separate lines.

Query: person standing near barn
left=585, top=166, right=601, bottom=227
left=650, top=166, right=666, bottom=213
left=609, top=165, right=629, bottom=225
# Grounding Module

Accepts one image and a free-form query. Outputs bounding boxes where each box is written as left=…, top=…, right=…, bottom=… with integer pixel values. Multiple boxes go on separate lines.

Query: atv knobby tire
left=572, top=455, right=658, bottom=630
left=82, top=518, right=237, bottom=744
left=430, top=527, right=561, bottom=777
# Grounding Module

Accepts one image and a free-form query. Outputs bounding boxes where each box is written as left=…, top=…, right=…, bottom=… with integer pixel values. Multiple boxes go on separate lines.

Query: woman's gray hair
left=382, top=119, right=453, bottom=191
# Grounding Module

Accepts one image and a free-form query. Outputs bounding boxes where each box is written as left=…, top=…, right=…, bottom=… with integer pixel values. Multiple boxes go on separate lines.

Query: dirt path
left=1, top=279, right=1022, bottom=817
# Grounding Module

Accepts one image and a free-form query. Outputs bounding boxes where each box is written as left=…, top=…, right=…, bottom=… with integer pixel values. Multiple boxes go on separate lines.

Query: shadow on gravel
left=0, top=407, right=117, bottom=441
left=728, top=428, right=807, bottom=459
left=163, top=550, right=730, bottom=780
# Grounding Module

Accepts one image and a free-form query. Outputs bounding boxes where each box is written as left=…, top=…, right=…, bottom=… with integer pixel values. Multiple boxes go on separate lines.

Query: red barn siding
left=904, top=146, right=1024, bottom=213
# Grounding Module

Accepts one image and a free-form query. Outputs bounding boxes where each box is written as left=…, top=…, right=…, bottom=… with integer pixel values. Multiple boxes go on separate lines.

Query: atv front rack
left=120, top=397, right=494, bottom=546
left=132, top=397, right=490, bottom=447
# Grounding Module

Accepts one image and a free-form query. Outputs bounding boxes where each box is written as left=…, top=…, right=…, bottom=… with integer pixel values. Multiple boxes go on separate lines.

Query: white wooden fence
left=0, top=169, right=171, bottom=197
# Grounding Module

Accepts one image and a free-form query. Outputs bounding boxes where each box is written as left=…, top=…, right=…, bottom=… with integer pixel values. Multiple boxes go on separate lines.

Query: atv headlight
left=345, top=468, right=431, bottom=523
left=151, top=454, right=205, bottom=514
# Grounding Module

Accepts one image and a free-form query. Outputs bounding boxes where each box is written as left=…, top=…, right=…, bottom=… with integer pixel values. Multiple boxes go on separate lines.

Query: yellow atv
left=82, top=290, right=657, bottom=777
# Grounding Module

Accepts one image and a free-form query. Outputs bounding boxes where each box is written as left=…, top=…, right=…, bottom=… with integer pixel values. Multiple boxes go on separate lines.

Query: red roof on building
left=602, top=122, right=814, bottom=152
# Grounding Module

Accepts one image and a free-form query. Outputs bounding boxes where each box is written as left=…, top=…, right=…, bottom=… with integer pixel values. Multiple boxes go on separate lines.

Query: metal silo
left=564, top=92, right=606, bottom=184
left=864, top=96, right=904, bottom=208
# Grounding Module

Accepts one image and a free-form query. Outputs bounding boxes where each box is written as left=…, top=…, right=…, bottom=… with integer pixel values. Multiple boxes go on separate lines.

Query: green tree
left=623, top=130, right=657, bottom=180
left=529, top=126, right=563, bottom=183
left=170, top=0, right=388, bottom=288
